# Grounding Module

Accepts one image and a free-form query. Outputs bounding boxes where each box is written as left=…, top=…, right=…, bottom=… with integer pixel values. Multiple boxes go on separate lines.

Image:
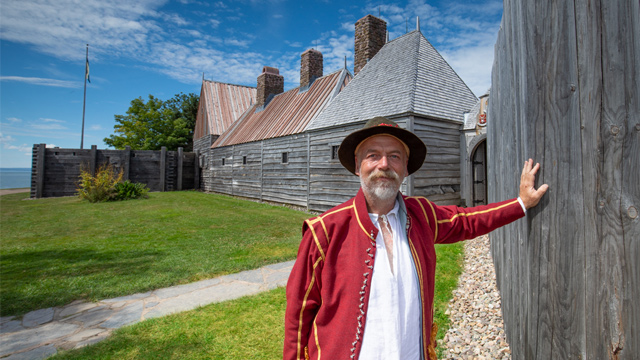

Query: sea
left=0, top=168, right=32, bottom=190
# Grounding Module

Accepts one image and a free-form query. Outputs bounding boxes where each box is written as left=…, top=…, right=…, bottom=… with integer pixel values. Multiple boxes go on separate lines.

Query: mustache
left=368, top=169, right=399, bottom=181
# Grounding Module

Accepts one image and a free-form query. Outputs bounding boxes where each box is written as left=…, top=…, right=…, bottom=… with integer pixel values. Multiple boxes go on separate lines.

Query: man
left=283, top=117, right=548, bottom=360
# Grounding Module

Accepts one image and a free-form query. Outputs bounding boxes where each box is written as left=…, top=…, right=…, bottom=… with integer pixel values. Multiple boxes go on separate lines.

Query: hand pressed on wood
left=519, top=159, right=549, bottom=209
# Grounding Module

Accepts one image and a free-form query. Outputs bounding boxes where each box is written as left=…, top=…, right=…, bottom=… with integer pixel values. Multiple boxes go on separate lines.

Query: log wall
left=30, top=145, right=198, bottom=198
left=488, top=0, right=639, bottom=358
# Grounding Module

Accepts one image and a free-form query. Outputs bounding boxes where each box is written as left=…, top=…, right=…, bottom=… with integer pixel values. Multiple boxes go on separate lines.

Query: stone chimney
left=256, top=66, right=284, bottom=108
left=300, top=49, right=323, bottom=88
left=354, top=14, right=387, bottom=75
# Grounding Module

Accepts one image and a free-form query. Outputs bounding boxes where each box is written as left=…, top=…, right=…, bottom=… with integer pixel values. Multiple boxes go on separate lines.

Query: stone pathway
left=440, top=235, right=511, bottom=359
left=0, top=261, right=294, bottom=360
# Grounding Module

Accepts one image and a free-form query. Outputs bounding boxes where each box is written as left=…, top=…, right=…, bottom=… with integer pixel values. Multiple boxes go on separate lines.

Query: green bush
left=77, top=165, right=149, bottom=202
left=113, top=180, right=149, bottom=200
left=77, top=164, right=123, bottom=203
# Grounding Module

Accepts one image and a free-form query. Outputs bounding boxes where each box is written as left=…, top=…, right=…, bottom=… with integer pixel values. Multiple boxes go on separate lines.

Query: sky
left=0, top=0, right=503, bottom=168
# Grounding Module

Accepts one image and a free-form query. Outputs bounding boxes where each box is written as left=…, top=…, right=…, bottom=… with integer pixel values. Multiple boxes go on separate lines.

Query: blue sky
left=0, top=0, right=503, bottom=168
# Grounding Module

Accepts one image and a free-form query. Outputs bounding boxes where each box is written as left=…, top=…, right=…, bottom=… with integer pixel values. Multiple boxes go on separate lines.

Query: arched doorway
left=471, top=140, right=487, bottom=205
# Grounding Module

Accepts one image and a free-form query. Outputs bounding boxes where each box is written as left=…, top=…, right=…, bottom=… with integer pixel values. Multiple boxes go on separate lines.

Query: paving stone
left=0, top=316, right=15, bottom=324
left=22, top=308, right=54, bottom=328
left=62, top=307, right=113, bottom=328
left=62, top=328, right=106, bottom=343
left=264, top=260, right=296, bottom=270
left=0, top=322, right=78, bottom=357
left=102, top=291, right=152, bottom=303
left=101, top=302, right=143, bottom=329
left=0, top=320, right=24, bottom=334
left=264, top=269, right=291, bottom=288
left=153, top=278, right=221, bottom=299
left=59, top=302, right=100, bottom=318
left=74, top=331, right=111, bottom=349
left=219, top=268, right=264, bottom=284
left=3, top=344, right=57, bottom=360
left=144, top=282, right=262, bottom=319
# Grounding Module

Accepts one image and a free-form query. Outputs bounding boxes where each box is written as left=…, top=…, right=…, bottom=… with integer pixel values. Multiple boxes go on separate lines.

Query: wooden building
left=196, top=15, right=479, bottom=212
left=200, top=50, right=352, bottom=208
left=489, top=0, right=639, bottom=358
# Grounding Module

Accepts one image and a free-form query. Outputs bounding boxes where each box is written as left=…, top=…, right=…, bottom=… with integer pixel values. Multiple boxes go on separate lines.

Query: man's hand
left=519, top=159, right=549, bottom=209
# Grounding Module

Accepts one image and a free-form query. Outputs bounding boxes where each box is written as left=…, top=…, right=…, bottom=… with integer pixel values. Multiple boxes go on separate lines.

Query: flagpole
left=81, top=44, right=89, bottom=149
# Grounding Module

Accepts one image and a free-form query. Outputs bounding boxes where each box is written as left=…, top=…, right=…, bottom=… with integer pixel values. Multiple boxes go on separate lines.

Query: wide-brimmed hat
left=338, top=117, right=427, bottom=175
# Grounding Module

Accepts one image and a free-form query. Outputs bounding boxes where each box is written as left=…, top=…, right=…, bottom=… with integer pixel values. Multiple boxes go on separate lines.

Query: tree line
left=104, top=92, right=199, bottom=152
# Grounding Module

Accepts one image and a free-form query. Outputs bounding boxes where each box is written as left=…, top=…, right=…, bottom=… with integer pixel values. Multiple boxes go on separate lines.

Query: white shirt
left=359, top=200, right=421, bottom=360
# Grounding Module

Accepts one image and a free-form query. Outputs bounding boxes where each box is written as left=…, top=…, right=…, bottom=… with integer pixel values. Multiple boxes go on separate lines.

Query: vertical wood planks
left=490, top=0, right=639, bottom=358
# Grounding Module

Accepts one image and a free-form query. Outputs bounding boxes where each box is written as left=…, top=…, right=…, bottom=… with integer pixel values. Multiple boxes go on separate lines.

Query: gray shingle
left=307, top=30, right=477, bottom=130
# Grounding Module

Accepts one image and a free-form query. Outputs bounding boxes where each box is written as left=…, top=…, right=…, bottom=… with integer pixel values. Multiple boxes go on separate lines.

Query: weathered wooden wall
left=30, top=145, right=199, bottom=198
left=412, top=116, right=462, bottom=205
left=308, top=123, right=362, bottom=212
left=488, top=0, right=639, bottom=358
left=201, top=116, right=463, bottom=213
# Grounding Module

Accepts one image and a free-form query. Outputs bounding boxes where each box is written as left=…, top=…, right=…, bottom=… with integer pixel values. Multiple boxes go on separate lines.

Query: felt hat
left=338, top=117, right=427, bottom=175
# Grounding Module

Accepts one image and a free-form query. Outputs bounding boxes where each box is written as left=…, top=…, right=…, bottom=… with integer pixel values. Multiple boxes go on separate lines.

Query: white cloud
left=6, top=117, right=22, bottom=123
left=0, top=76, right=80, bottom=88
left=0, top=133, right=32, bottom=154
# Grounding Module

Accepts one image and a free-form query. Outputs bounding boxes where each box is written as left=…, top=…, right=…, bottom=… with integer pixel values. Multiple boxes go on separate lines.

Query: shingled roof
left=212, top=68, right=351, bottom=147
left=193, top=80, right=256, bottom=140
left=307, top=30, right=477, bottom=130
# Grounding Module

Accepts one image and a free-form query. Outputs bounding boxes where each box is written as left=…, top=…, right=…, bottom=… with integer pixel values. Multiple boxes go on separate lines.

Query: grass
left=49, top=243, right=463, bottom=360
left=0, top=191, right=310, bottom=317
left=51, top=288, right=288, bottom=360
left=1, top=190, right=464, bottom=358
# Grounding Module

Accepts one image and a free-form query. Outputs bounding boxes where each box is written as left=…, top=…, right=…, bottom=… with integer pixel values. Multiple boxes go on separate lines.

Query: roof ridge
left=418, top=35, right=478, bottom=100
left=203, top=79, right=256, bottom=89
left=408, top=32, right=422, bottom=114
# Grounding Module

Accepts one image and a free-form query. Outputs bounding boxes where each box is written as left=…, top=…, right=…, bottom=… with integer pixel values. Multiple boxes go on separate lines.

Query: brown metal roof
left=194, top=80, right=256, bottom=139
left=212, top=69, right=351, bottom=147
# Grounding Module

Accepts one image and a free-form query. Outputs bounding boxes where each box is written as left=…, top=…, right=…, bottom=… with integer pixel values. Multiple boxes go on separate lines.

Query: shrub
left=77, top=164, right=123, bottom=203
left=113, top=180, right=149, bottom=200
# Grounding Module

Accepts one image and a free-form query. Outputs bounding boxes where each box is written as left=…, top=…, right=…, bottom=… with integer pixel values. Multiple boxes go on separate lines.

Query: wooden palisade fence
left=488, top=0, right=638, bottom=358
left=31, top=144, right=200, bottom=198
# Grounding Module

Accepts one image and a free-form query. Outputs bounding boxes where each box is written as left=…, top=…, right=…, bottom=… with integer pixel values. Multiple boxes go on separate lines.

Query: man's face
left=355, top=135, right=409, bottom=202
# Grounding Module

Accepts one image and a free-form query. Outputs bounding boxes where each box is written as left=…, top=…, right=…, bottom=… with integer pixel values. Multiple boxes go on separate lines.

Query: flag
left=85, top=57, right=90, bottom=83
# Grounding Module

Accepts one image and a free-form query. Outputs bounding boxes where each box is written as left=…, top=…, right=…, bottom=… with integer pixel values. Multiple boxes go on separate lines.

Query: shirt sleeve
left=283, top=220, right=325, bottom=360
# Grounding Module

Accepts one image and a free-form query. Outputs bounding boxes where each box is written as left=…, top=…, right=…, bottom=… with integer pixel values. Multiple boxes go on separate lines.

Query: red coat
left=284, top=189, right=524, bottom=360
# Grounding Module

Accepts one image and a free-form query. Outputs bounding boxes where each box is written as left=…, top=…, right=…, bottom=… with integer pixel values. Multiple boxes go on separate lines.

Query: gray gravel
left=440, top=235, right=511, bottom=359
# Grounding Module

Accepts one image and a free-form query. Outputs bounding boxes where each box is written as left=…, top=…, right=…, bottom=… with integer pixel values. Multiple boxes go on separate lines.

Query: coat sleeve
left=430, top=198, right=525, bottom=244
left=283, top=220, right=325, bottom=360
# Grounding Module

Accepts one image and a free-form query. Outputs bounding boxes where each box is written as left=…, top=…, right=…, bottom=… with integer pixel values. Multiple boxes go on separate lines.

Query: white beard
left=360, top=169, right=402, bottom=203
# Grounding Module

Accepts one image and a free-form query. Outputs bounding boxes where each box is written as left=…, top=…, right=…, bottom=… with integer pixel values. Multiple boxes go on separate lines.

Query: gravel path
left=440, top=235, right=511, bottom=360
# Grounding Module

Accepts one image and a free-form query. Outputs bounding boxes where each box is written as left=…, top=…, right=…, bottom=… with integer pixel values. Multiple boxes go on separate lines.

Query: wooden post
left=123, top=146, right=131, bottom=181
left=177, top=147, right=183, bottom=191
left=35, top=143, right=46, bottom=198
left=90, top=145, right=97, bottom=176
left=160, top=146, right=166, bottom=192
left=194, top=150, right=200, bottom=190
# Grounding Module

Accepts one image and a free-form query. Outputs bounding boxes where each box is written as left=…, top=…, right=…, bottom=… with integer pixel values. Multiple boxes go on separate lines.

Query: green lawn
left=0, top=191, right=310, bottom=317
left=51, top=242, right=462, bottom=360
left=1, top=190, right=464, bottom=358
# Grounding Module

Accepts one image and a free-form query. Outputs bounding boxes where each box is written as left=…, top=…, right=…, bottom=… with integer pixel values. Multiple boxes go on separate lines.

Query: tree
left=104, top=92, right=199, bottom=151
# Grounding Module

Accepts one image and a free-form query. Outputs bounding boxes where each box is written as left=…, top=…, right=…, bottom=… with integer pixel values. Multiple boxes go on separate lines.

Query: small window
left=282, top=152, right=288, bottom=164
left=243, top=156, right=247, bottom=165
left=222, top=157, right=225, bottom=166
left=331, top=145, right=339, bottom=160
